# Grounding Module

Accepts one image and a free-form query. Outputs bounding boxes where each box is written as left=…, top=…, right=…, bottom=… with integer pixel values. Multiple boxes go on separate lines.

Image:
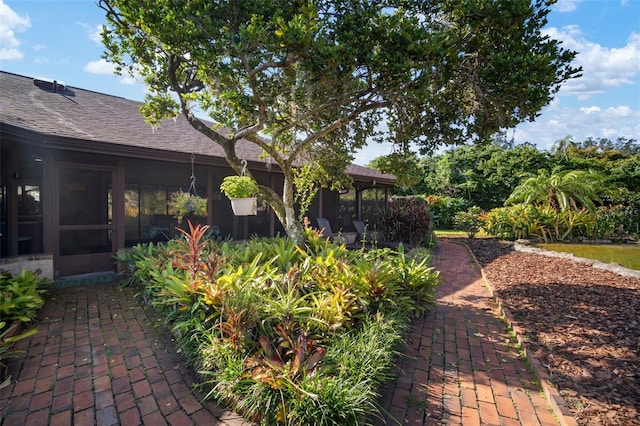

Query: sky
left=1, top=0, right=639, bottom=165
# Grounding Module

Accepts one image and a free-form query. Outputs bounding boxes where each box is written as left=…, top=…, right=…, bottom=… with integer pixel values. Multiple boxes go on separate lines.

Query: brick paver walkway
left=1, top=239, right=574, bottom=425
left=0, top=284, right=248, bottom=425
left=374, top=239, right=565, bottom=425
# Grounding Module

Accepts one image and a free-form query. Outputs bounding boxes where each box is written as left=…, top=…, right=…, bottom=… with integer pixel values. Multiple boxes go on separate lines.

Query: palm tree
left=550, top=135, right=576, bottom=160
left=506, top=169, right=612, bottom=212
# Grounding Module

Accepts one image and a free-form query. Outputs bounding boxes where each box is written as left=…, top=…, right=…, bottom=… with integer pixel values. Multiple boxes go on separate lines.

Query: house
left=0, top=71, right=395, bottom=280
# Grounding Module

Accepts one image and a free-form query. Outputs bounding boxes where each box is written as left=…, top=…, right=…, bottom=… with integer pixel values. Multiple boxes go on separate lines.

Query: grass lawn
left=433, top=230, right=466, bottom=236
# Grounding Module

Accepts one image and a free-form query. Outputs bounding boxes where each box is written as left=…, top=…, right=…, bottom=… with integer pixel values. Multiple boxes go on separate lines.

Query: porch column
left=355, top=188, right=362, bottom=221
left=114, top=160, right=125, bottom=250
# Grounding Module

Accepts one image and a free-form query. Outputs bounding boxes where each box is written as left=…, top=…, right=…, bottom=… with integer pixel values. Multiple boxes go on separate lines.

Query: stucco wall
left=0, top=255, right=54, bottom=281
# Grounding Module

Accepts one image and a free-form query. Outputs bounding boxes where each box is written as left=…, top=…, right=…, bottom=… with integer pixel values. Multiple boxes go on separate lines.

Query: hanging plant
left=220, top=175, right=259, bottom=216
left=169, top=190, right=208, bottom=223
left=220, top=175, right=259, bottom=199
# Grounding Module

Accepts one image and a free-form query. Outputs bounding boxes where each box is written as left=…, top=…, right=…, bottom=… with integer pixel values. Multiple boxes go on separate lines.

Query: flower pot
left=230, top=197, right=257, bottom=216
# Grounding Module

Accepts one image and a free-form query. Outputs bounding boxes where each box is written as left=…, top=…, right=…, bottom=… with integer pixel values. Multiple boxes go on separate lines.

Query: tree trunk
left=281, top=174, right=306, bottom=247
left=255, top=166, right=306, bottom=247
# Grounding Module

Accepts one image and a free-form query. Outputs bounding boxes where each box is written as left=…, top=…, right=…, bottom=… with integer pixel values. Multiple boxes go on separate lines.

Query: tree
left=505, top=169, right=611, bottom=213
left=477, top=143, right=551, bottom=208
left=99, top=0, right=580, bottom=245
left=367, top=151, right=423, bottom=191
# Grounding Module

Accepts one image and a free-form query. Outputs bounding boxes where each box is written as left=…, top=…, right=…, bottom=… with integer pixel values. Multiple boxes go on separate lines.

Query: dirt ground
left=464, top=238, right=640, bottom=426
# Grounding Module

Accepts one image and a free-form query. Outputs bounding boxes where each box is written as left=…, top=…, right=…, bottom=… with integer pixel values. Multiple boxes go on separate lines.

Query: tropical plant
left=383, top=197, right=432, bottom=247
left=453, top=206, right=485, bottom=238
left=219, top=175, right=259, bottom=199
left=0, top=270, right=50, bottom=323
left=99, top=0, right=580, bottom=246
left=505, top=169, right=611, bottom=213
left=119, top=229, right=440, bottom=424
left=483, top=204, right=540, bottom=240
left=0, top=269, right=50, bottom=381
left=1, top=321, right=38, bottom=381
left=169, top=190, right=208, bottom=223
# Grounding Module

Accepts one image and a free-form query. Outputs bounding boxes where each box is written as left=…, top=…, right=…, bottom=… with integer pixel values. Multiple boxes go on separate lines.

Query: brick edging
left=462, top=242, right=578, bottom=426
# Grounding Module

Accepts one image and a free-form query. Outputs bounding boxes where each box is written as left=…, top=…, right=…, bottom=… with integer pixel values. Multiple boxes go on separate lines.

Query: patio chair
left=314, top=218, right=351, bottom=244
left=352, top=220, right=410, bottom=250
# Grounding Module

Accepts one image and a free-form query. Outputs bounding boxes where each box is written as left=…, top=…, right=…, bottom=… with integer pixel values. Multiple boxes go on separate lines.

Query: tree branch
left=290, top=99, right=388, bottom=161
left=272, top=88, right=381, bottom=142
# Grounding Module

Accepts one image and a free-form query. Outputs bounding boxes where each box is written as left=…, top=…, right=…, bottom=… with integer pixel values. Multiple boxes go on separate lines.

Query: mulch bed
left=464, top=238, right=640, bottom=426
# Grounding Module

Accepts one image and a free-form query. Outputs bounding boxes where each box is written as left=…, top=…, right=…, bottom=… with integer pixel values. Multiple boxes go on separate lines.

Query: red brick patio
left=0, top=239, right=576, bottom=425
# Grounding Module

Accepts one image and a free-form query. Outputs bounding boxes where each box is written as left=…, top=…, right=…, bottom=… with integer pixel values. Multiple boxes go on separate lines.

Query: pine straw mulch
left=464, top=238, right=640, bottom=426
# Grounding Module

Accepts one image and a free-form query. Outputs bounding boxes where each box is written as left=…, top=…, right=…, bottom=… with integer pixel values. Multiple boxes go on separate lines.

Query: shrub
left=0, top=269, right=51, bottom=378
left=383, top=196, right=432, bottom=247
left=0, top=270, right=50, bottom=323
left=424, top=195, right=470, bottom=229
left=482, top=203, right=600, bottom=242
left=453, top=206, right=484, bottom=238
left=595, top=193, right=640, bottom=239
left=120, top=223, right=440, bottom=424
left=483, top=204, right=540, bottom=240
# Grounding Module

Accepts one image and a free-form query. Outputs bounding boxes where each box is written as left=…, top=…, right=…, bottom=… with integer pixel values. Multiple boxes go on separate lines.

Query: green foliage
left=418, top=143, right=552, bottom=210
left=114, top=242, right=171, bottom=289
left=119, top=224, right=439, bottom=424
left=0, top=270, right=50, bottom=376
left=368, top=152, right=422, bottom=190
left=219, top=176, right=259, bottom=199
left=99, top=0, right=580, bottom=245
left=418, top=137, right=639, bottom=242
left=483, top=167, right=630, bottom=242
left=595, top=192, right=640, bottom=239
left=482, top=204, right=542, bottom=240
left=453, top=206, right=484, bottom=238
left=169, top=190, right=208, bottom=224
left=506, top=168, right=613, bottom=213
left=1, top=321, right=38, bottom=377
left=293, top=163, right=351, bottom=222
left=482, top=203, right=602, bottom=242
left=424, top=194, right=470, bottom=229
left=0, top=270, right=50, bottom=323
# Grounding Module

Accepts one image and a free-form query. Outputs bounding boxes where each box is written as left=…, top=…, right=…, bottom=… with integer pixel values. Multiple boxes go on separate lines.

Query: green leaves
left=118, top=233, right=439, bottom=424
left=0, top=270, right=50, bottom=324
left=99, top=0, right=580, bottom=245
left=1, top=270, right=50, bottom=372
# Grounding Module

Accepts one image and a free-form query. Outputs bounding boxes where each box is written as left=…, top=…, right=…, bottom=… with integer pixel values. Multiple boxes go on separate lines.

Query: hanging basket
left=230, top=197, right=257, bottom=216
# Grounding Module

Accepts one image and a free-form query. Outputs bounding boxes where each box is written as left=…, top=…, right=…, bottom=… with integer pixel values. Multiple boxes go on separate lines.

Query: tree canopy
left=99, top=0, right=580, bottom=244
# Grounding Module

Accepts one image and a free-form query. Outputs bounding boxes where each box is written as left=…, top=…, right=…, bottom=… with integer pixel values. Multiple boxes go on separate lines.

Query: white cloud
left=84, top=58, right=116, bottom=75
left=84, top=59, right=145, bottom=86
left=580, top=106, right=601, bottom=114
left=77, top=22, right=104, bottom=44
left=119, top=74, right=141, bottom=85
left=554, top=0, right=583, bottom=13
left=603, top=105, right=632, bottom=117
left=0, top=47, right=22, bottom=60
left=90, top=25, right=103, bottom=43
left=353, top=141, right=394, bottom=166
left=0, top=0, right=30, bottom=60
left=515, top=102, right=639, bottom=150
left=546, top=26, right=640, bottom=100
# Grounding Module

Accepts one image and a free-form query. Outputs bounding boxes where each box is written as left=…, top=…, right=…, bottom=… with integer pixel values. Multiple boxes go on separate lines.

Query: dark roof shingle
left=0, top=71, right=395, bottom=184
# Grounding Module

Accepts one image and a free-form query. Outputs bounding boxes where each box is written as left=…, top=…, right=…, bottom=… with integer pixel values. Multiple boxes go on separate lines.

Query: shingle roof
left=0, top=71, right=395, bottom=185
